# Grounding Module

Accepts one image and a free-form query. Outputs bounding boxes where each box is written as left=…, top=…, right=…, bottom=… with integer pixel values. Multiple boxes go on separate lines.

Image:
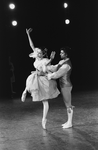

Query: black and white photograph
left=0, top=0, right=98, bottom=149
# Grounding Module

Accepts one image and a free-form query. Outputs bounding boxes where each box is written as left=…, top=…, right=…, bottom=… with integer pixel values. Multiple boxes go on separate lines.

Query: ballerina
left=21, top=28, right=60, bottom=129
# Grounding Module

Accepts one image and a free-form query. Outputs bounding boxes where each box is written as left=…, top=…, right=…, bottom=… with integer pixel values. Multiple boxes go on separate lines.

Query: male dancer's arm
left=47, top=58, right=69, bottom=73
left=47, top=64, right=71, bottom=79
left=47, top=64, right=58, bottom=72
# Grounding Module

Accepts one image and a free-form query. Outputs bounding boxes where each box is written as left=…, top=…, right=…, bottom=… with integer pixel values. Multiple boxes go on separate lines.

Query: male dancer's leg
left=61, top=86, right=74, bottom=128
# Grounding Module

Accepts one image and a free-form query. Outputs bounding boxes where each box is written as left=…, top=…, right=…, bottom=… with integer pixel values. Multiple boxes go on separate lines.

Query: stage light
left=64, top=3, right=68, bottom=8
left=65, top=19, right=70, bottom=24
left=9, top=3, right=15, bottom=9
left=12, top=20, right=17, bottom=26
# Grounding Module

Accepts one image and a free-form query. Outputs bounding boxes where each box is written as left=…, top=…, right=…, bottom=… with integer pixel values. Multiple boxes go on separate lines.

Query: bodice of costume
left=34, top=58, right=49, bottom=75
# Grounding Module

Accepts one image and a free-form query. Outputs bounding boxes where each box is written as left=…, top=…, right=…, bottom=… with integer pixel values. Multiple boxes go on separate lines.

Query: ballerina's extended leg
left=21, top=89, right=27, bottom=102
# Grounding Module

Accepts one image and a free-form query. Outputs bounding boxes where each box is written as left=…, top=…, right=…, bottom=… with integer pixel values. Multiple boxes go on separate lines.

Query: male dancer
left=47, top=47, right=74, bottom=129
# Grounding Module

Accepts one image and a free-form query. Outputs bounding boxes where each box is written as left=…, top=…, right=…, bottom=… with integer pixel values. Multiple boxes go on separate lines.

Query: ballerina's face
left=36, top=49, right=43, bottom=58
left=29, top=48, right=43, bottom=59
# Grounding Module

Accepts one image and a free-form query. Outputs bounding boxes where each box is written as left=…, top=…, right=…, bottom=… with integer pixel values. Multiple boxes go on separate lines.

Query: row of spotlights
left=9, top=3, right=17, bottom=26
left=64, top=3, right=70, bottom=25
left=11, top=20, right=69, bottom=26
left=9, top=2, right=70, bottom=26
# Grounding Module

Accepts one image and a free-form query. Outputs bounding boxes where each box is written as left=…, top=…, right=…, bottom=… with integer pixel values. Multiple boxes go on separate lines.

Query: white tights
left=42, top=100, right=49, bottom=121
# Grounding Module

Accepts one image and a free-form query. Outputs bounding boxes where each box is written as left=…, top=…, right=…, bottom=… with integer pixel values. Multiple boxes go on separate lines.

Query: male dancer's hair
left=60, top=46, right=71, bottom=56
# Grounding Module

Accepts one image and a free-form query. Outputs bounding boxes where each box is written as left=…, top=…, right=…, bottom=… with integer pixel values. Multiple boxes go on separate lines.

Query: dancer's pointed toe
left=42, top=119, right=47, bottom=130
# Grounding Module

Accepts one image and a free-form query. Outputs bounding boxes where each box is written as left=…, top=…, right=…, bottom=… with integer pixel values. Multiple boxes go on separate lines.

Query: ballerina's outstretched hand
left=50, top=51, right=56, bottom=60
left=26, top=28, right=32, bottom=34
left=26, top=28, right=35, bottom=51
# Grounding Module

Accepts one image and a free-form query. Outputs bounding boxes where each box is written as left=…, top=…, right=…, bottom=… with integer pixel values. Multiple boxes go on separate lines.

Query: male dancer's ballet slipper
left=61, top=106, right=74, bottom=129
left=62, top=123, right=72, bottom=129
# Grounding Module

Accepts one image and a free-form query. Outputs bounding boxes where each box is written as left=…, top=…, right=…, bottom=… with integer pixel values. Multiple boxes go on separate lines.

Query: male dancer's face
left=60, top=50, right=66, bottom=59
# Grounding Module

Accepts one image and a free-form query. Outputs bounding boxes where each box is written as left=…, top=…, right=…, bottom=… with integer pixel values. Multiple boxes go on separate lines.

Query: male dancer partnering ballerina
left=47, top=47, right=74, bottom=129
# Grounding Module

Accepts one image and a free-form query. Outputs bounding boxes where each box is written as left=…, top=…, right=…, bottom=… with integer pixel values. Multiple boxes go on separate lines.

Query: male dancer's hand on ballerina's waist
left=47, top=73, right=53, bottom=80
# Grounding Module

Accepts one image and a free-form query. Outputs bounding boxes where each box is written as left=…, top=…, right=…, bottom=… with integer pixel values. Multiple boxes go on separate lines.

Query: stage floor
left=0, top=90, right=98, bottom=150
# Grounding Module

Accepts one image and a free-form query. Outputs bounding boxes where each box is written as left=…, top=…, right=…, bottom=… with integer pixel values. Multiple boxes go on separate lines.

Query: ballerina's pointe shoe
left=42, top=119, right=47, bottom=129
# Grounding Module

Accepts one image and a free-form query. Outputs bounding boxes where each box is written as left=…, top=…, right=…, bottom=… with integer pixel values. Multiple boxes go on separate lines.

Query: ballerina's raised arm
left=26, top=28, right=35, bottom=51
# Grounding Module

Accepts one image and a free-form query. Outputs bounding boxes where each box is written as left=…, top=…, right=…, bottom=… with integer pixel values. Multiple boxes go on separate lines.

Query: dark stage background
left=0, top=0, right=97, bottom=99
